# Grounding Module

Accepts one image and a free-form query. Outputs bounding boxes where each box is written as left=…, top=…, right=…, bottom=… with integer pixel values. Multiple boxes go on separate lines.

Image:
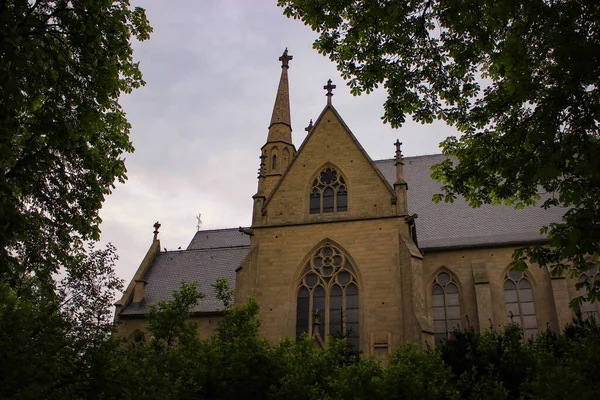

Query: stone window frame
left=296, top=242, right=359, bottom=352
left=309, top=166, right=348, bottom=215
left=431, top=270, right=462, bottom=345
left=504, top=268, right=538, bottom=338
left=269, top=147, right=279, bottom=173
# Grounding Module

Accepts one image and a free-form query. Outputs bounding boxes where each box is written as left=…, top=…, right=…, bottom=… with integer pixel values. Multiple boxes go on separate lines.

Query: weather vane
left=196, top=213, right=202, bottom=231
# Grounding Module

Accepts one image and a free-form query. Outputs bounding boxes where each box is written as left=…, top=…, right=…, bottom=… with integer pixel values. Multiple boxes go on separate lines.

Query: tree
left=0, top=0, right=151, bottom=281
left=58, top=243, right=124, bottom=353
left=0, top=2, right=150, bottom=396
left=211, top=276, right=235, bottom=310
left=147, top=281, right=204, bottom=347
left=0, top=243, right=124, bottom=399
left=278, top=0, right=600, bottom=301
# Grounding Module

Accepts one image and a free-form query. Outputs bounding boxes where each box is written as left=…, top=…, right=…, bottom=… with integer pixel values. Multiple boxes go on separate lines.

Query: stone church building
left=115, top=50, right=592, bottom=355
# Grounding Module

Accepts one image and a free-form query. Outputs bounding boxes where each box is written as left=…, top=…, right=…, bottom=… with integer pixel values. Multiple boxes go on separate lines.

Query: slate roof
left=120, top=238, right=249, bottom=316
left=374, top=155, right=566, bottom=251
left=187, top=228, right=250, bottom=250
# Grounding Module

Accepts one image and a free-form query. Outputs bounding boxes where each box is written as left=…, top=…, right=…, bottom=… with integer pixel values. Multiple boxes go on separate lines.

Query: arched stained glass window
left=272, top=154, right=277, bottom=170
left=577, top=267, right=599, bottom=320
left=432, top=272, right=461, bottom=345
left=309, top=167, right=347, bottom=214
left=296, top=243, right=359, bottom=352
left=504, top=269, right=538, bottom=338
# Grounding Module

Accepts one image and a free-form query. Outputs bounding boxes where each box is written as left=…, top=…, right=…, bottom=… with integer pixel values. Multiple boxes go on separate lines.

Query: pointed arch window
left=272, top=154, right=277, bottom=170
left=432, top=272, right=461, bottom=345
left=296, top=243, right=359, bottom=352
left=577, top=267, right=599, bottom=320
left=309, top=167, right=347, bottom=214
left=504, top=269, right=538, bottom=338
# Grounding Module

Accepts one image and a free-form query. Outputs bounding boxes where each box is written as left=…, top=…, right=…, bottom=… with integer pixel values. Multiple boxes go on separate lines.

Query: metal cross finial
left=279, top=48, right=293, bottom=68
left=305, top=118, right=313, bottom=132
left=323, top=79, right=336, bottom=105
left=196, top=213, right=202, bottom=231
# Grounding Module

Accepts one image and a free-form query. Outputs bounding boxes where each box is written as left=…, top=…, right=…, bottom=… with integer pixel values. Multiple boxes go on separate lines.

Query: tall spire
left=267, top=48, right=293, bottom=144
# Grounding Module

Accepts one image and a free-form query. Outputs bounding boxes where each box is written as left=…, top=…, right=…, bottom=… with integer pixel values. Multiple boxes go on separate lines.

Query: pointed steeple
left=267, top=48, right=293, bottom=144
left=253, top=49, right=298, bottom=221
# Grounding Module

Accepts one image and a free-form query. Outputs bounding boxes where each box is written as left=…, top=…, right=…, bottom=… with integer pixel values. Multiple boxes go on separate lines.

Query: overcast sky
left=98, top=1, right=460, bottom=285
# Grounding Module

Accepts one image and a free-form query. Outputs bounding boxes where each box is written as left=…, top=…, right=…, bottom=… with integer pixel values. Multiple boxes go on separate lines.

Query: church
left=114, top=49, right=591, bottom=355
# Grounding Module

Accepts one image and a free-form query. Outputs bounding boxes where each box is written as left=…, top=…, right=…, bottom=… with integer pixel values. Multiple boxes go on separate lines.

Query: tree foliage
left=0, top=0, right=151, bottom=280
left=106, top=286, right=600, bottom=400
left=212, top=276, right=235, bottom=310
left=277, top=0, right=600, bottom=298
left=0, top=2, right=150, bottom=397
left=0, top=243, right=123, bottom=399
left=147, top=281, right=204, bottom=347
left=6, top=278, right=598, bottom=400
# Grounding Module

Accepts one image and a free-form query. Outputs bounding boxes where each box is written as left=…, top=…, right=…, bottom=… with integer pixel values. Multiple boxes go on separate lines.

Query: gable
left=262, top=106, right=397, bottom=225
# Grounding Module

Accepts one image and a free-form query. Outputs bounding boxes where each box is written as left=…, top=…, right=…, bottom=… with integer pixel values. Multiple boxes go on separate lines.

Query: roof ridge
left=161, top=245, right=251, bottom=254
left=373, top=153, right=444, bottom=163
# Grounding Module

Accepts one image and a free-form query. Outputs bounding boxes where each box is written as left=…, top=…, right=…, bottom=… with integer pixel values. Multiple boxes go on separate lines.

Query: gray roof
left=187, top=228, right=250, bottom=250
left=374, top=155, right=566, bottom=251
left=121, top=236, right=250, bottom=316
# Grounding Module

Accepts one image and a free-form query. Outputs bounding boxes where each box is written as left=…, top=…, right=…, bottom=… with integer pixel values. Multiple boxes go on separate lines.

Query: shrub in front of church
left=99, top=283, right=600, bottom=399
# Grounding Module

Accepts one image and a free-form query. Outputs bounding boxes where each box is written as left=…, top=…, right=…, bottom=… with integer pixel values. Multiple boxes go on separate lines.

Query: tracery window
left=577, top=267, right=599, bottom=320
left=504, top=269, right=538, bottom=338
left=309, top=167, right=347, bottom=214
left=296, top=243, right=359, bottom=352
left=432, top=272, right=461, bottom=345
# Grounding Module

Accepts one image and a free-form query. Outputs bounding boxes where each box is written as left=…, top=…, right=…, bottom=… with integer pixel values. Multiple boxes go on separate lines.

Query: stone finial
left=323, top=79, right=336, bottom=105
left=279, top=47, right=293, bottom=68
left=305, top=119, right=313, bottom=133
left=394, top=139, right=403, bottom=164
left=153, top=221, right=161, bottom=241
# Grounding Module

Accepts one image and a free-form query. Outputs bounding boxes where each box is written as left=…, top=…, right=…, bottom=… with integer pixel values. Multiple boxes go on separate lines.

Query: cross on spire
left=279, top=48, right=293, bottom=68
left=323, top=79, right=336, bottom=105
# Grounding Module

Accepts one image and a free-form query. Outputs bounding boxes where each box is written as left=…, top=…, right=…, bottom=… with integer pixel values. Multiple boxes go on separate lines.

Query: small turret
left=394, top=140, right=408, bottom=215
